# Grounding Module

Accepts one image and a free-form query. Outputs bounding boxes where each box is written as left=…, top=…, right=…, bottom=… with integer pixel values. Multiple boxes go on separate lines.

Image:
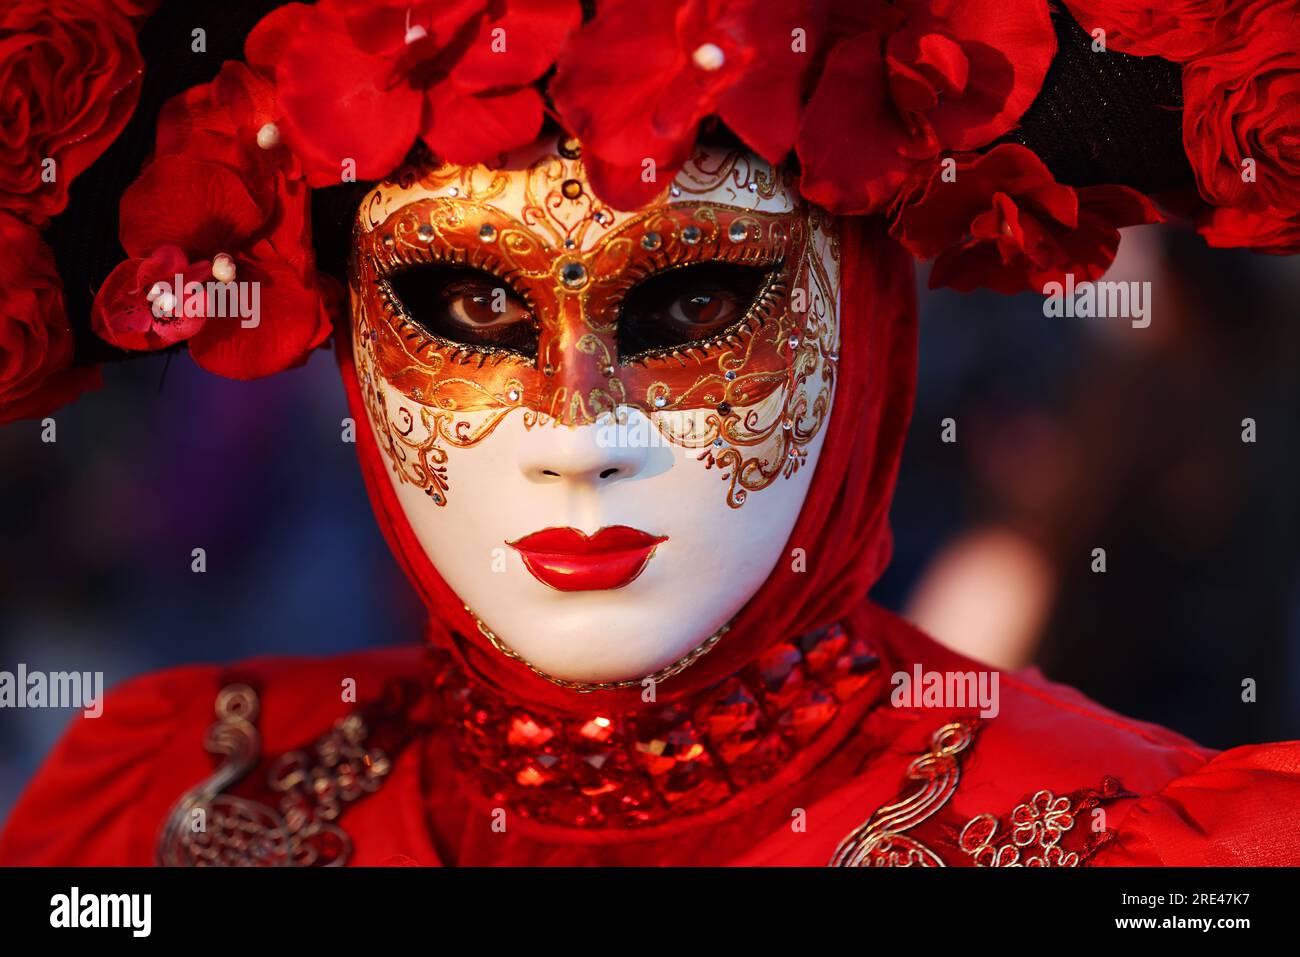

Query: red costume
left=4, top=220, right=1298, bottom=867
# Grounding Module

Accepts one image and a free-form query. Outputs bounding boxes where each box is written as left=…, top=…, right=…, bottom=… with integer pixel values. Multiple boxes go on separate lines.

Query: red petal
left=119, top=156, right=264, bottom=259
left=277, top=0, right=423, bottom=185
left=582, top=143, right=690, bottom=212
left=549, top=1, right=687, bottom=167
left=187, top=256, right=330, bottom=379
left=421, top=83, right=543, bottom=165
left=246, top=2, right=311, bottom=78
left=452, top=0, right=580, bottom=91
left=797, top=32, right=915, bottom=214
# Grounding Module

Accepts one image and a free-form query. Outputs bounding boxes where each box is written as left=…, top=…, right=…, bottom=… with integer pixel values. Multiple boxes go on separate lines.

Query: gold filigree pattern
left=351, top=136, right=840, bottom=507
left=958, top=791, right=1083, bottom=867
left=156, top=684, right=393, bottom=867
left=829, top=721, right=978, bottom=867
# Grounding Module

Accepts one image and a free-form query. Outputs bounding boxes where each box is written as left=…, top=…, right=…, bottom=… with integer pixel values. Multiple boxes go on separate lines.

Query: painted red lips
left=507, top=525, right=668, bottom=592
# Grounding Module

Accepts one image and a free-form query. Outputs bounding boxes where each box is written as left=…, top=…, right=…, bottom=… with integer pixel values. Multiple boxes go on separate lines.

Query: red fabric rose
left=1061, top=0, right=1226, bottom=61
left=891, top=144, right=1163, bottom=293
left=550, top=0, right=818, bottom=210
left=276, top=0, right=579, bottom=188
left=0, top=0, right=144, bottom=224
left=0, top=213, right=100, bottom=424
left=797, top=0, right=1056, bottom=214
left=1182, top=0, right=1300, bottom=254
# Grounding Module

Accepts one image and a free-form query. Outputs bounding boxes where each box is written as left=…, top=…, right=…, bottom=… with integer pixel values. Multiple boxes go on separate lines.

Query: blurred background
left=3, top=222, right=1300, bottom=826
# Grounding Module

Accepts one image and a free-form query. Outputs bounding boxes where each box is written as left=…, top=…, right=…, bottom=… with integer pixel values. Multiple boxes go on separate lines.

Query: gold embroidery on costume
left=828, top=720, right=978, bottom=867
left=829, top=721, right=1133, bottom=868
left=958, top=790, right=1082, bottom=867
left=156, top=684, right=393, bottom=867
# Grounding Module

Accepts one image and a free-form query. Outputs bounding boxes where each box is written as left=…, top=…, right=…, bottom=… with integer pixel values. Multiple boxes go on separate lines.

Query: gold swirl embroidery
left=829, top=720, right=978, bottom=867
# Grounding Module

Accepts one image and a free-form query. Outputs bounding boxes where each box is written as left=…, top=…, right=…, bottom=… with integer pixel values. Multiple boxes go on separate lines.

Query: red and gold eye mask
left=351, top=138, right=841, bottom=507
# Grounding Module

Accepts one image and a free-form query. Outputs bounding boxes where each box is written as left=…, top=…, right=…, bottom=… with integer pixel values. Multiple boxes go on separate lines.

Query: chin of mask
left=350, top=136, right=841, bottom=688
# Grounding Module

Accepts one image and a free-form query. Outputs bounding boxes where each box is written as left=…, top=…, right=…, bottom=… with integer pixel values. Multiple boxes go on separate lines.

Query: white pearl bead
left=692, top=42, right=725, bottom=71
left=256, top=122, right=281, bottom=150
left=153, top=291, right=176, bottom=315
left=212, top=253, right=237, bottom=283
left=404, top=24, right=428, bottom=44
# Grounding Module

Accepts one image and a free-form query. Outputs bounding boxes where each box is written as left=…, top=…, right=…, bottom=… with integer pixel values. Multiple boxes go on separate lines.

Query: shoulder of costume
left=0, top=646, right=422, bottom=865
left=742, top=604, right=1224, bottom=866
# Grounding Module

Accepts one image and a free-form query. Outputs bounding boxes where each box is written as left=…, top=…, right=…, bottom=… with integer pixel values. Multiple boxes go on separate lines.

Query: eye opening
left=616, top=259, right=786, bottom=363
left=381, top=262, right=539, bottom=360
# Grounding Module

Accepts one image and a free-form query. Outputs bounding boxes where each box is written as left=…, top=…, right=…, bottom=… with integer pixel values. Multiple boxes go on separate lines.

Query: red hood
left=337, top=215, right=918, bottom=715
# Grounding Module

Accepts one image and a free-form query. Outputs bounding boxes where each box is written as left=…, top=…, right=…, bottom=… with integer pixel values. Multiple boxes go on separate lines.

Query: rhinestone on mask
left=728, top=221, right=748, bottom=243
left=560, top=261, right=587, bottom=288
left=681, top=225, right=702, bottom=245
left=478, top=224, right=497, bottom=242
left=641, top=231, right=662, bottom=251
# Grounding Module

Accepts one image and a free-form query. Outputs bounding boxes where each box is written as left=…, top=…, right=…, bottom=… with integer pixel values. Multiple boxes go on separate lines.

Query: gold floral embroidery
left=958, top=791, right=1082, bottom=867
left=831, top=720, right=1132, bottom=868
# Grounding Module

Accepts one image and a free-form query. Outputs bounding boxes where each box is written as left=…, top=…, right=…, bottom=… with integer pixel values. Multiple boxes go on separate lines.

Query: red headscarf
left=338, top=214, right=918, bottom=715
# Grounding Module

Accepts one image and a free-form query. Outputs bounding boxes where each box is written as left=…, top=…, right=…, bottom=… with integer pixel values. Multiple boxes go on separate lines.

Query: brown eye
left=387, top=265, right=537, bottom=356
left=618, top=261, right=773, bottom=359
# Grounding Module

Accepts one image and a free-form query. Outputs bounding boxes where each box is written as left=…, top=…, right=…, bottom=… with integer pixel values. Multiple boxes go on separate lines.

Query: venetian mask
left=350, top=136, right=841, bottom=688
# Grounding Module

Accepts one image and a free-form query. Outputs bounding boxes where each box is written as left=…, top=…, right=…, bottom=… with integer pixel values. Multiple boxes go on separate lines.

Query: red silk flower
left=550, top=0, right=818, bottom=210
left=276, top=0, right=579, bottom=188
left=0, top=213, right=101, bottom=424
left=1182, top=0, right=1300, bottom=254
left=1060, top=0, right=1226, bottom=61
left=890, top=144, right=1163, bottom=294
left=797, top=0, right=1056, bottom=215
left=93, top=6, right=335, bottom=379
left=0, top=0, right=144, bottom=225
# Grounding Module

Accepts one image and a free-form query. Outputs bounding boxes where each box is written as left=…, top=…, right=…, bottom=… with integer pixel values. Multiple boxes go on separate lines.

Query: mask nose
left=517, top=416, right=651, bottom=486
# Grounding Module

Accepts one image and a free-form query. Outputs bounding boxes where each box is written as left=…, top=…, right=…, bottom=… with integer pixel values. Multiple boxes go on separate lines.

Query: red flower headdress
left=3, top=0, right=1299, bottom=423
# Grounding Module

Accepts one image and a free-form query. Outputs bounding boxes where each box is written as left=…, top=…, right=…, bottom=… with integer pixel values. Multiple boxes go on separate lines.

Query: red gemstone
left=779, top=686, right=838, bottom=745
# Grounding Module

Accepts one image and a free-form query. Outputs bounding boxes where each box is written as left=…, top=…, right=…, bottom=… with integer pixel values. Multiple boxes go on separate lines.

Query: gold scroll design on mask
left=362, top=138, right=799, bottom=251
left=354, top=162, right=834, bottom=507
left=646, top=227, right=838, bottom=508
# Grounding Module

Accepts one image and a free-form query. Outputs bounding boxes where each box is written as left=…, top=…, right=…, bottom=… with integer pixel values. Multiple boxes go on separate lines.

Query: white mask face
left=351, top=137, right=841, bottom=687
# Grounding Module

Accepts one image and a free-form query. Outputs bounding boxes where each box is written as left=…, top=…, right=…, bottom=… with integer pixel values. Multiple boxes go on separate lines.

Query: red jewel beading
left=425, top=624, right=881, bottom=829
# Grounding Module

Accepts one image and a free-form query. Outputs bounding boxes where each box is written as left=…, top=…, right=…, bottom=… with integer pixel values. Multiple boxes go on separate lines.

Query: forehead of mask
left=348, top=139, right=841, bottom=685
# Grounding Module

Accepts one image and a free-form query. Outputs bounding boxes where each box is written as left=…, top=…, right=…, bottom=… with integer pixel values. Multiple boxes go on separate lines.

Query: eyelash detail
left=619, top=261, right=790, bottom=368
left=372, top=246, right=540, bottom=364
left=375, top=275, right=537, bottom=367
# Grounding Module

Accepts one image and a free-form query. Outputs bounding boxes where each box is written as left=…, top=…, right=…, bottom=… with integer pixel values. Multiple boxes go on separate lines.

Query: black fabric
left=1000, top=4, right=1194, bottom=193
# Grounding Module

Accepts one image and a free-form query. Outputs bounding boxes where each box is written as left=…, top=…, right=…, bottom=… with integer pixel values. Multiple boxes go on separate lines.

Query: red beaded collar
left=426, top=623, right=883, bottom=829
